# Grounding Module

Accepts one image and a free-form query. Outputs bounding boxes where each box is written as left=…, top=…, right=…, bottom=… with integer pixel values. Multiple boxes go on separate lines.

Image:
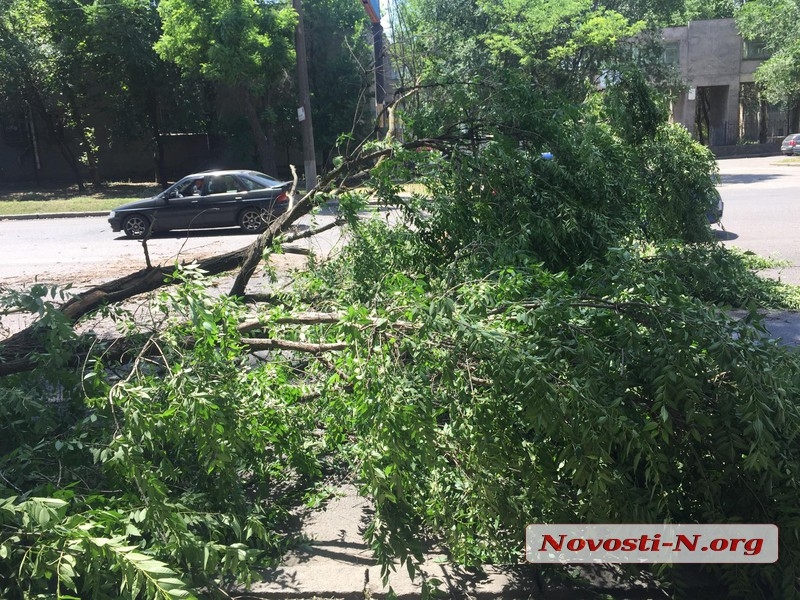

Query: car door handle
left=235, top=196, right=243, bottom=200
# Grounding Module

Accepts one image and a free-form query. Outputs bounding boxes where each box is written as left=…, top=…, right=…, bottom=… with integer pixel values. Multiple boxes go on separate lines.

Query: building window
left=743, top=40, right=770, bottom=60
left=663, top=42, right=680, bottom=66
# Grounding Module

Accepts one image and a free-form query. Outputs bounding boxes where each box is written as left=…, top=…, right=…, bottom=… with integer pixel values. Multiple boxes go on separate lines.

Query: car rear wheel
left=122, top=214, right=150, bottom=238
left=239, top=207, right=268, bottom=233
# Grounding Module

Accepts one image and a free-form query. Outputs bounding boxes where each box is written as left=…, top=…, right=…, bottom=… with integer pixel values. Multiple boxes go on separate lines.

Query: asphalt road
left=0, top=156, right=798, bottom=288
left=0, top=207, right=346, bottom=290
left=716, top=155, right=800, bottom=285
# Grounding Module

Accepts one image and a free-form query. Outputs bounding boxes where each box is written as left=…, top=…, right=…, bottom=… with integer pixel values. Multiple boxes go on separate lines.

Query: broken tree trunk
left=0, top=121, right=416, bottom=377
left=0, top=193, right=323, bottom=377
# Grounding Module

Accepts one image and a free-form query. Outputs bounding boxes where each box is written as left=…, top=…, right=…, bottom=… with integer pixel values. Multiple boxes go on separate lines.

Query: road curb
left=0, top=211, right=109, bottom=220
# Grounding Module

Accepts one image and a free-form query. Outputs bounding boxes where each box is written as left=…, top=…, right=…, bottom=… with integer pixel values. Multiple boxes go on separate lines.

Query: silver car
left=780, top=133, right=800, bottom=156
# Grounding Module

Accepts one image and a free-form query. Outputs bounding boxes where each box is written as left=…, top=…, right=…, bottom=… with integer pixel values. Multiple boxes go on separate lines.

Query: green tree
left=80, top=0, right=202, bottom=188
left=3, top=1, right=800, bottom=599
left=0, top=0, right=201, bottom=187
left=679, top=0, right=736, bottom=21
left=0, top=0, right=91, bottom=189
left=304, top=0, right=374, bottom=164
left=155, top=0, right=297, bottom=175
left=736, top=0, right=800, bottom=131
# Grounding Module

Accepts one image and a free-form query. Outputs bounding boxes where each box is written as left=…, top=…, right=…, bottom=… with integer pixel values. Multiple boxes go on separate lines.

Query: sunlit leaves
left=307, top=223, right=800, bottom=594
left=736, top=0, right=800, bottom=104
left=155, top=0, right=296, bottom=89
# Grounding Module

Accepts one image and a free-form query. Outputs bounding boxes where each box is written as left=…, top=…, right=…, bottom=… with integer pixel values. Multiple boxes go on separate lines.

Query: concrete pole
left=293, top=0, right=317, bottom=190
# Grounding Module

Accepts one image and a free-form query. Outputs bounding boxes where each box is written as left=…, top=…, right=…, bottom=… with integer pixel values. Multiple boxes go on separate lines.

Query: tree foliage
left=0, top=0, right=205, bottom=188
left=0, top=0, right=373, bottom=183
left=663, top=0, right=736, bottom=25
left=1, top=269, right=326, bottom=599
left=736, top=0, right=800, bottom=107
left=291, top=87, right=800, bottom=597
left=155, top=0, right=298, bottom=174
left=304, top=0, right=374, bottom=163
left=0, top=0, right=93, bottom=187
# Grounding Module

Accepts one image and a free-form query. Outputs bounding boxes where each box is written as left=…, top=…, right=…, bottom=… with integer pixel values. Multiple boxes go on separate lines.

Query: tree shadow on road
left=719, top=173, right=785, bottom=184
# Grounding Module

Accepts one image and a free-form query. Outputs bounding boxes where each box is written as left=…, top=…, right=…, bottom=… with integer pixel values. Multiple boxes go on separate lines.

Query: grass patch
left=0, top=182, right=160, bottom=216
left=773, top=156, right=800, bottom=166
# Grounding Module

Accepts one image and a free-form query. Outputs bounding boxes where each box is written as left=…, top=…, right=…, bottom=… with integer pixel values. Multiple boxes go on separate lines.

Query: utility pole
left=361, top=0, right=385, bottom=120
left=293, top=0, right=317, bottom=190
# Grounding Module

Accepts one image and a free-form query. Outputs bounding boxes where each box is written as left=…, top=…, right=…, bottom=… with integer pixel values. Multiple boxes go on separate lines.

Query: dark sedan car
left=707, top=186, right=724, bottom=224
left=108, top=170, right=292, bottom=238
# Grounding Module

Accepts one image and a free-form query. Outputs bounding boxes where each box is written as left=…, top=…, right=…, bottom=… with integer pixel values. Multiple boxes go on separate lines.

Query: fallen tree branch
left=0, top=213, right=340, bottom=375
left=0, top=131, right=418, bottom=376
left=238, top=312, right=417, bottom=334
left=239, top=312, right=346, bottom=333
left=240, top=338, right=347, bottom=353
left=282, top=218, right=345, bottom=243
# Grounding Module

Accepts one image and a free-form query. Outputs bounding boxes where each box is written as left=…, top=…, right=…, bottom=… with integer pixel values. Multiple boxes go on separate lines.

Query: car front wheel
left=122, top=214, right=150, bottom=238
left=239, top=208, right=268, bottom=233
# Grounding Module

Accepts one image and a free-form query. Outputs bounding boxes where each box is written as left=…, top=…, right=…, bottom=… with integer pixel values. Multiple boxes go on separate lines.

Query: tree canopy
left=0, top=0, right=374, bottom=186
left=736, top=0, right=800, bottom=112
left=155, top=0, right=297, bottom=174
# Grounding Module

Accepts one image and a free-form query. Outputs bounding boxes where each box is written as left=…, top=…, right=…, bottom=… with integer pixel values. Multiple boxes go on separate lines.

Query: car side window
left=238, top=176, right=260, bottom=191
left=208, top=175, right=243, bottom=194
left=172, top=179, right=195, bottom=197
left=231, top=175, right=251, bottom=191
left=223, top=175, right=242, bottom=191
left=207, top=177, right=227, bottom=195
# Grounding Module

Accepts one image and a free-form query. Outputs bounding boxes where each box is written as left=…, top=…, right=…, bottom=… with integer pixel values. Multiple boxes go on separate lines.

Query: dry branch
left=0, top=198, right=327, bottom=375
left=241, top=338, right=348, bottom=353
left=238, top=312, right=417, bottom=335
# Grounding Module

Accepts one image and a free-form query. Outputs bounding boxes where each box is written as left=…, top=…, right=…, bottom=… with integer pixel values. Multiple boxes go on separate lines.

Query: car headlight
left=109, top=211, right=115, bottom=218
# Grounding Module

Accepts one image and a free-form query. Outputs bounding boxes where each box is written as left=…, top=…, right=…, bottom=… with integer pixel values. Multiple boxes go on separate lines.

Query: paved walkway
left=748, top=309, right=800, bottom=347
left=242, top=485, right=664, bottom=600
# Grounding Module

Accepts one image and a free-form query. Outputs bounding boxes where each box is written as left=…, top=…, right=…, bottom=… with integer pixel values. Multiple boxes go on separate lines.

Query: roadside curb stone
left=0, top=211, right=109, bottom=220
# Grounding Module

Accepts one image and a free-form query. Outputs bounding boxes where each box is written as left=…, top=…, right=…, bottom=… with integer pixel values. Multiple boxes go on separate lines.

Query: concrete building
left=663, top=18, right=786, bottom=149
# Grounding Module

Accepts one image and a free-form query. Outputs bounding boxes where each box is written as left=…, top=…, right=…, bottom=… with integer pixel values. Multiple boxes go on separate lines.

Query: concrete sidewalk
left=244, top=485, right=520, bottom=599
left=241, top=486, right=664, bottom=600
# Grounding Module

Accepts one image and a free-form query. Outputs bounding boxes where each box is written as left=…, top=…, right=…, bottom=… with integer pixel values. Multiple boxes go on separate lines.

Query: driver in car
left=189, top=178, right=204, bottom=195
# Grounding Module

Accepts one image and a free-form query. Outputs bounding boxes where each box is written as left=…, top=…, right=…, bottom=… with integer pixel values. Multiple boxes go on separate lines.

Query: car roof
left=171, top=170, right=289, bottom=186
left=178, top=169, right=292, bottom=181
left=186, top=169, right=266, bottom=178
